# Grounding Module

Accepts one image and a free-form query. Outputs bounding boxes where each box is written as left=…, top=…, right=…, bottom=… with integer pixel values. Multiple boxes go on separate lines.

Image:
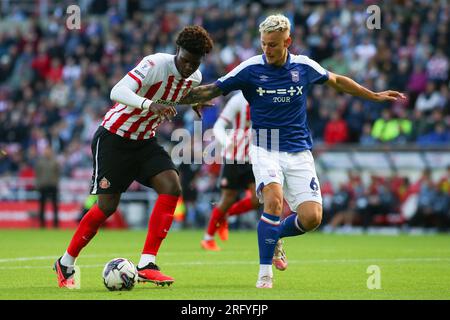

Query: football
left=102, top=258, right=137, bottom=291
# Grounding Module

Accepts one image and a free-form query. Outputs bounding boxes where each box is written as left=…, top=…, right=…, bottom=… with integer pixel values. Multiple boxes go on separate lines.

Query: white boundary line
left=1, top=257, right=449, bottom=270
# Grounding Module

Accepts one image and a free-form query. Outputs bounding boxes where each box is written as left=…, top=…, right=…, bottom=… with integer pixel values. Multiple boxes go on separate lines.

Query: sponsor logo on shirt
left=133, top=69, right=145, bottom=79
left=256, top=86, right=303, bottom=96
left=154, top=99, right=178, bottom=106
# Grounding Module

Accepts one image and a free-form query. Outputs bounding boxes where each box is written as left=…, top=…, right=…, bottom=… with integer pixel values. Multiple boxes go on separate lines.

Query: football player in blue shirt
left=181, top=14, right=405, bottom=288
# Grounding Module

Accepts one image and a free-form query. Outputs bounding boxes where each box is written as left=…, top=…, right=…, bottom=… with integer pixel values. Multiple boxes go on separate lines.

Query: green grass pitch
left=0, top=229, right=449, bottom=300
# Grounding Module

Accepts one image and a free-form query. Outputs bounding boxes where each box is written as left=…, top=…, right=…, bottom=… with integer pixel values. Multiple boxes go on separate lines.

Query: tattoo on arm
left=180, top=84, right=222, bottom=104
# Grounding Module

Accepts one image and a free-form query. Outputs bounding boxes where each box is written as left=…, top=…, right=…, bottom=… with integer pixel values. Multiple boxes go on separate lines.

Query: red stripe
left=235, top=127, right=251, bottom=162
left=180, top=80, right=193, bottom=100
left=144, top=81, right=163, bottom=99
left=123, top=112, right=157, bottom=139
left=108, top=109, right=142, bottom=135
left=243, top=104, right=251, bottom=160
left=127, top=72, right=142, bottom=92
left=244, top=128, right=250, bottom=159
left=235, top=111, right=241, bottom=129
left=232, top=112, right=241, bottom=160
left=137, top=117, right=160, bottom=140
left=102, top=103, right=124, bottom=126
left=161, top=75, right=175, bottom=100
left=170, top=79, right=185, bottom=102
left=246, top=104, right=251, bottom=126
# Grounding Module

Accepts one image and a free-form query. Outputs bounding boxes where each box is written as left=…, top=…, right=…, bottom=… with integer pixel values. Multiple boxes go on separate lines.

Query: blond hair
left=259, top=14, right=291, bottom=34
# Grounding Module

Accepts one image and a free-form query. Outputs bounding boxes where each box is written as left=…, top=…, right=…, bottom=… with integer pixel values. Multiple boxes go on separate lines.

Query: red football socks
left=206, top=207, right=225, bottom=237
left=67, top=204, right=108, bottom=257
left=142, top=194, right=178, bottom=256
left=227, top=196, right=255, bottom=216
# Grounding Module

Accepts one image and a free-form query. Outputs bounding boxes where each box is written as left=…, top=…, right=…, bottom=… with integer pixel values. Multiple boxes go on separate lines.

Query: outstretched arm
left=325, top=72, right=406, bottom=102
left=179, top=83, right=223, bottom=105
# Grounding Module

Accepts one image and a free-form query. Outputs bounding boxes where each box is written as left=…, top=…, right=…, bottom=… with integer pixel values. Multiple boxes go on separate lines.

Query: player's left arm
left=325, top=71, right=406, bottom=102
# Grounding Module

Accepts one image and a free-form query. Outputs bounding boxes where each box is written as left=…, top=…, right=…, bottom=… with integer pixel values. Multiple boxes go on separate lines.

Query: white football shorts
left=249, top=144, right=322, bottom=211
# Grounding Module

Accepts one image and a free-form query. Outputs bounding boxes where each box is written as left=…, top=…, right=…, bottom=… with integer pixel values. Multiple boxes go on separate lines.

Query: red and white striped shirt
left=214, top=91, right=251, bottom=163
left=102, top=53, right=202, bottom=140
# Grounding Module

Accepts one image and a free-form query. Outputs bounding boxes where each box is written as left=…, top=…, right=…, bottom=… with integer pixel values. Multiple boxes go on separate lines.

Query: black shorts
left=90, top=126, right=177, bottom=194
left=218, top=162, right=255, bottom=190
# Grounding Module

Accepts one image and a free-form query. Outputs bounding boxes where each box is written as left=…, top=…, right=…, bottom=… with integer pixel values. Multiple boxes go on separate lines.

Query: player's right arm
left=180, top=57, right=251, bottom=116
left=110, top=59, right=177, bottom=119
left=179, top=83, right=223, bottom=104
left=180, top=55, right=254, bottom=105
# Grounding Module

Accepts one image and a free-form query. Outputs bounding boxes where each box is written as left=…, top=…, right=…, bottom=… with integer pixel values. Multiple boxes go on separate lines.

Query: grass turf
left=0, top=229, right=449, bottom=300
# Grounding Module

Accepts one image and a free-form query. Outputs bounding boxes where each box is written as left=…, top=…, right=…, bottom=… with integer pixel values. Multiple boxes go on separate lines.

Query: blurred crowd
left=0, top=0, right=449, bottom=229
left=322, top=167, right=450, bottom=233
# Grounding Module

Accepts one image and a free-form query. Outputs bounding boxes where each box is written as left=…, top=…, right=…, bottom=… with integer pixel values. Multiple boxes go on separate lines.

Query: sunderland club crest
left=99, top=177, right=111, bottom=189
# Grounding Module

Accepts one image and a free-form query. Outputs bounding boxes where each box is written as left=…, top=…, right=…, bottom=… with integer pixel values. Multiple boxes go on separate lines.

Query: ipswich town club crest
left=291, top=70, right=299, bottom=82
left=99, top=177, right=111, bottom=189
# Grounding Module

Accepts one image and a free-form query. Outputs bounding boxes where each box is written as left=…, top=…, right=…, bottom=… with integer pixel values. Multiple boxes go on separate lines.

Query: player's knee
left=166, top=182, right=182, bottom=197
left=265, top=197, right=283, bottom=215
left=97, top=203, right=117, bottom=217
left=302, top=206, right=323, bottom=231
left=97, top=195, right=120, bottom=217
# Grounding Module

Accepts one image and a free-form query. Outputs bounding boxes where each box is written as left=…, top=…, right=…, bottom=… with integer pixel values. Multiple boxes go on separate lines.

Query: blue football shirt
left=215, top=52, right=329, bottom=152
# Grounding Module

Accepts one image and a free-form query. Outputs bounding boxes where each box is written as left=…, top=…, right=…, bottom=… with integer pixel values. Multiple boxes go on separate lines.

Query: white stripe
left=118, top=112, right=146, bottom=132
left=291, top=54, right=327, bottom=75
left=103, top=109, right=123, bottom=129
left=260, top=215, right=280, bottom=225
left=92, top=137, right=100, bottom=194
left=217, top=55, right=264, bottom=83
left=103, top=104, right=127, bottom=128
left=294, top=216, right=305, bottom=232
left=2, top=257, right=450, bottom=270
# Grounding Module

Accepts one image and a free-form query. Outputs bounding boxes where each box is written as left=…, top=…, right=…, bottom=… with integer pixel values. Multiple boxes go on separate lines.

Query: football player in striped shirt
left=180, top=15, right=405, bottom=288
left=201, top=91, right=259, bottom=251
left=54, top=26, right=213, bottom=288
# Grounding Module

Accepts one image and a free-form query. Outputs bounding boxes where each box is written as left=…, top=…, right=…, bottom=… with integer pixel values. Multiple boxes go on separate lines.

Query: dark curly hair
left=175, top=26, right=214, bottom=56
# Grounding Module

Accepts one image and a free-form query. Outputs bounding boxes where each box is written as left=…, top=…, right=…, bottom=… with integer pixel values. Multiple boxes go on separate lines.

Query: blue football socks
left=279, top=212, right=305, bottom=238
left=257, top=212, right=281, bottom=264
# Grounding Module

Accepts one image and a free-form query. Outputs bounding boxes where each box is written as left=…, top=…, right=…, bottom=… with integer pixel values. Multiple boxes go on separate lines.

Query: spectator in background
left=345, top=100, right=365, bottom=143
left=426, top=48, right=449, bottom=86
left=415, top=82, right=443, bottom=113
left=359, top=122, right=377, bottom=146
left=409, top=109, right=429, bottom=142
left=35, top=145, right=61, bottom=228
left=417, top=123, right=450, bottom=146
left=371, top=108, right=412, bottom=144
left=408, top=174, right=439, bottom=229
left=324, top=110, right=348, bottom=145
left=407, top=63, right=428, bottom=104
